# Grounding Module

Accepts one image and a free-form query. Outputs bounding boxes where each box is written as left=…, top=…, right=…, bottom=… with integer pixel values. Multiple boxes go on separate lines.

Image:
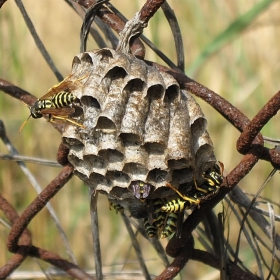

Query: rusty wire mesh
left=1, top=0, right=280, bottom=279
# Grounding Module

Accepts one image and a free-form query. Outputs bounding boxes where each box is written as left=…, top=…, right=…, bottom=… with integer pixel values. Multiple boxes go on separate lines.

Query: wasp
left=194, top=162, right=224, bottom=199
left=202, top=162, right=224, bottom=188
left=144, top=213, right=178, bottom=239
left=160, top=213, right=178, bottom=239
left=144, top=218, right=160, bottom=238
left=146, top=199, right=166, bottom=237
left=144, top=199, right=165, bottom=238
left=144, top=199, right=178, bottom=239
left=129, top=181, right=154, bottom=201
left=161, top=162, right=224, bottom=213
left=19, top=75, right=87, bottom=132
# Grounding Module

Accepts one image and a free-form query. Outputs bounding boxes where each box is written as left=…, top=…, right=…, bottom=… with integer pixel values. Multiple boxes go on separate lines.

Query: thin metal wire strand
left=222, top=197, right=257, bottom=273
left=89, top=190, right=103, bottom=280
left=237, top=207, right=264, bottom=279
left=120, top=212, right=151, bottom=280
left=14, top=0, right=63, bottom=82
left=65, top=0, right=111, bottom=49
left=233, top=169, right=278, bottom=263
left=106, top=2, right=182, bottom=71
left=161, top=1, right=185, bottom=70
left=80, top=0, right=109, bottom=52
left=128, top=218, right=170, bottom=267
left=0, top=120, right=77, bottom=264
left=0, top=154, right=61, bottom=167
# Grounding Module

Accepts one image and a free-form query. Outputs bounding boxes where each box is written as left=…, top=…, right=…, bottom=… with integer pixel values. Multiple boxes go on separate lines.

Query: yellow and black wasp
left=20, top=75, right=87, bottom=132
left=129, top=180, right=154, bottom=202
left=143, top=163, right=224, bottom=239
left=161, top=162, right=224, bottom=213
left=144, top=213, right=178, bottom=239
left=144, top=199, right=179, bottom=239
left=144, top=199, right=165, bottom=238
left=160, top=213, right=178, bottom=239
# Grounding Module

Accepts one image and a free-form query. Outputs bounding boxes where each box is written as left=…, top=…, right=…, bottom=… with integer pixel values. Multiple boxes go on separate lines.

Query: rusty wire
left=0, top=163, right=93, bottom=279
left=1, top=0, right=280, bottom=279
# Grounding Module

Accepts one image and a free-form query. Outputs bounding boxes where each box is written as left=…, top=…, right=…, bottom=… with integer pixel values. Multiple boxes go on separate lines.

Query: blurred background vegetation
left=1, top=0, right=280, bottom=279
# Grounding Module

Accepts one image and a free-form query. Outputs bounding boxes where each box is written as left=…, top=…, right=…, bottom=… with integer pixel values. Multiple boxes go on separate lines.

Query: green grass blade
left=187, top=0, right=276, bottom=76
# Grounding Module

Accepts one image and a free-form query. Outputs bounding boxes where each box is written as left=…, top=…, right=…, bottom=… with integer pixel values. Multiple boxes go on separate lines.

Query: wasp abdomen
left=161, top=198, right=188, bottom=213
left=160, top=213, right=178, bottom=239
left=144, top=218, right=158, bottom=238
left=51, top=92, right=76, bottom=108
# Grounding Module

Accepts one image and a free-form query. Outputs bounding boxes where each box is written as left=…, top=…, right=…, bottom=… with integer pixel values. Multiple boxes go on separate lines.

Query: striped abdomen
left=161, top=198, right=190, bottom=213
left=144, top=218, right=158, bottom=238
left=160, top=213, right=178, bottom=239
left=51, top=91, right=76, bottom=108
left=144, top=199, right=166, bottom=238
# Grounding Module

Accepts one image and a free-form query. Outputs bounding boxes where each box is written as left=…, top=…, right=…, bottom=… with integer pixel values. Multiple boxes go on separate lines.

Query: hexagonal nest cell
left=62, top=48, right=217, bottom=206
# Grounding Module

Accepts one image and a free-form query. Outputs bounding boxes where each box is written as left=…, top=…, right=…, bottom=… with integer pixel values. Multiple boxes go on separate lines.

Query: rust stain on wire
left=0, top=195, right=32, bottom=278
left=237, top=90, right=280, bottom=154
left=7, top=164, right=74, bottom=253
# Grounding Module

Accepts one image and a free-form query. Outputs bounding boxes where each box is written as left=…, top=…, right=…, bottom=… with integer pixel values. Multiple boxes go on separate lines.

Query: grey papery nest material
left=62, top=48, right=217, bottom=210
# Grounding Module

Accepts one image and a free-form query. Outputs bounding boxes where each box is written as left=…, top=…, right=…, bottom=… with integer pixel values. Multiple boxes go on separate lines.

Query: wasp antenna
left=18, top=115, right=32, bottom=134
left=20, top=100, right=31, bottom=108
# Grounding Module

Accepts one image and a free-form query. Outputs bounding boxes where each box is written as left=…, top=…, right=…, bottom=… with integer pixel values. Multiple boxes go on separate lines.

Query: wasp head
left=130, top=181, right=154, bottom=201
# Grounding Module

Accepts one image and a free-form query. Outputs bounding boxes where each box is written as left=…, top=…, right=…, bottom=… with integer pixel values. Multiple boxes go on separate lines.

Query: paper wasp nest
left=62, top=48, right=217, bottom=204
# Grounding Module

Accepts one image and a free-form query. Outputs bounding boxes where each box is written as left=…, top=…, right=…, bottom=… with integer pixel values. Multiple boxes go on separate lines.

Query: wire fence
left=1, top=0, right=280, bottom=279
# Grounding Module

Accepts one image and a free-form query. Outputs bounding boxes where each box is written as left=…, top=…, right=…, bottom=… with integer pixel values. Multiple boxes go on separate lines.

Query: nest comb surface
left=62, top=48, right=217, bottom=201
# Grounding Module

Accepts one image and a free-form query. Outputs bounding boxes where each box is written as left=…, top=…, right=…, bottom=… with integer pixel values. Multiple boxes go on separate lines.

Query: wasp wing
left=38, top=75, right=74, bottom=100
left=38, top=74, right=89, bottom=100
left=40, top=107, right=75, bottom=117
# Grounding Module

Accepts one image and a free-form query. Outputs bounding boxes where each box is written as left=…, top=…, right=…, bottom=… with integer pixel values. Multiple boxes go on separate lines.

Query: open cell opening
left=80, top=96, right=101, bottom=109
left=83, top=155, right=107, bottom=170
left=144, top=142, right=165, bottom=155
left=164, top=84, right=179, bottom=102
left=96, top=116, right=116, bottom=130
left=106, top=171, right=130, bottom=184
left=147, top=169, right=168, bottom=183
left=168, top=158, right=189, bottom=170
left=147, top=85, right=164, bottom=100
left=81, top=52, right=94, bottom=64
left=98, top=149, right=124, bottom=163
left=119, top=133, right=141, bottom=144
left=89, top=172, right=111, bottom=187
left=123, top=162, right=148, bottom=177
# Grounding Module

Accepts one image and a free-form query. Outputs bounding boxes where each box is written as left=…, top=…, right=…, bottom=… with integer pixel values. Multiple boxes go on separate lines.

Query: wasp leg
left=165, top=183, right=200, bottom=205
left=49, top=115, right=86, bottom=129
left=193, top=170, right=210, bottom=194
